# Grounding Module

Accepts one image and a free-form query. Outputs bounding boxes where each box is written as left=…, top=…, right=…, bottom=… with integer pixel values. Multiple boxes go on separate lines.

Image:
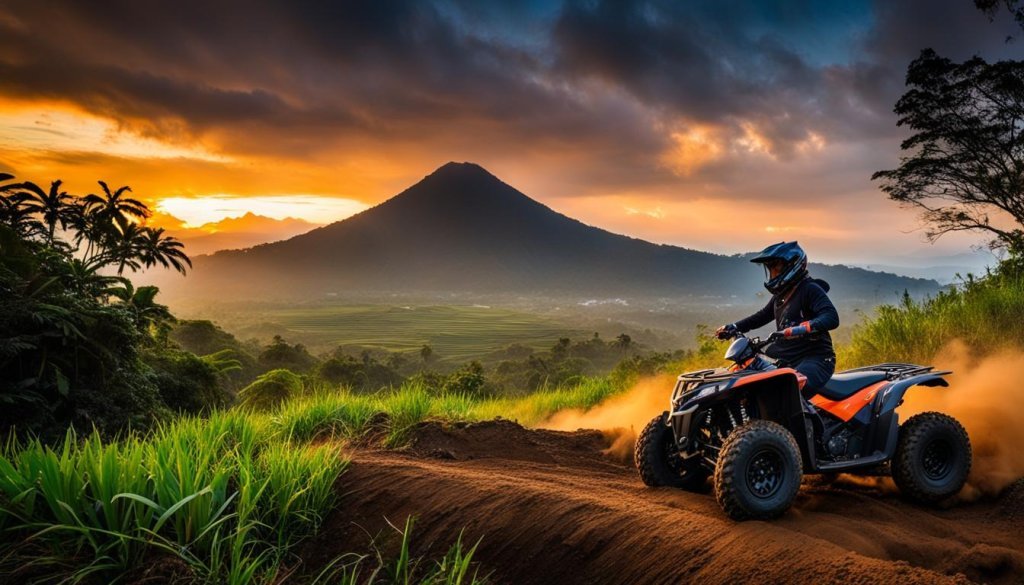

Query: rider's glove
left=715, top=323, right=739, bottom=340
left=781, top=320, right=813, bottom=338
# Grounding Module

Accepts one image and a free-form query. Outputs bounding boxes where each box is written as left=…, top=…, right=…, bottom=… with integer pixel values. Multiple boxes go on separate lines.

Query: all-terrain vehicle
left=635, top=331, right=972, bottom=520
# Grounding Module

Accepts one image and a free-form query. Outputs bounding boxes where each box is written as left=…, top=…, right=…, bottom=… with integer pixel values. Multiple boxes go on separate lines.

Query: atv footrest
left=814, top=451, right=889, bottom=473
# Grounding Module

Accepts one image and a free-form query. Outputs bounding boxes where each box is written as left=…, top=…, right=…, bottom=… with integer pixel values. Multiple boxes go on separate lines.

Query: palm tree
left=17, top=180, right=75, bottom=245
left=0, top=174, right=43, bottom=238
left=136, top=226, right=191, bottom=275
left=82, top=181, right=150, bottom=226
left=65, top=257, right=127, bottom=299
left=103, top=220, right=191, bottom=276
left=81, top=181, right=149, bottom=256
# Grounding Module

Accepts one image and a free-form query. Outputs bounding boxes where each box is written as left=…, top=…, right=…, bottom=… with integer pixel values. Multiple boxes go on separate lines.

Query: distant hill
left=159, top=212, right=320, bottom=255
left=165, top=162, right=941, bottom=303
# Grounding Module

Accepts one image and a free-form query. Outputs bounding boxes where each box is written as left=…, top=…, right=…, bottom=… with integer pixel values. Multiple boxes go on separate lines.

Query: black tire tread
left=891, top=411, right=971, bottom=504
left=635, top=413, right=706, bottom=489
left=713, top=420, right=803, bottom=521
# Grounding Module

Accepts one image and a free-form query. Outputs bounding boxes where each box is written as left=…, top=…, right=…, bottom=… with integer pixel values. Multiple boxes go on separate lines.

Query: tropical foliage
left=0, top=173, right=206, bottom=438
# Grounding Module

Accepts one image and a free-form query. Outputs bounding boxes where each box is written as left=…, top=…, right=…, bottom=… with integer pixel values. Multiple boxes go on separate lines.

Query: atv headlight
left=693, top=384, right=721, bottom=400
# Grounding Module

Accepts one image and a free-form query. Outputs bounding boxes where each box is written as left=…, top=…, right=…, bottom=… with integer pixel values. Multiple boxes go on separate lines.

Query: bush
left=146, top=348, right=232, bottom=414
left=443, top=361, right=490, bottom=398
left=238, top=369, right=305, bottom=411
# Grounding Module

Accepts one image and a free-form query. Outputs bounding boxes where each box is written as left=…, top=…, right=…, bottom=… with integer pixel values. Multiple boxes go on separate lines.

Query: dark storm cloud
left=0, top=0, right=1020, bottom=195
left=549, top=0, right=1021, bottom=158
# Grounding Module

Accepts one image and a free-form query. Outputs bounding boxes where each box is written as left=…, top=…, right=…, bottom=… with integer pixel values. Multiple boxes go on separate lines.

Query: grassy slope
left=839, top=267, right=1024, bottom=367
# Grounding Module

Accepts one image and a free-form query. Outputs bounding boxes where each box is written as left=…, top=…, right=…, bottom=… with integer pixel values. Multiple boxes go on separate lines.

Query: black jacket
left=733, top=277, right=839, bottom=363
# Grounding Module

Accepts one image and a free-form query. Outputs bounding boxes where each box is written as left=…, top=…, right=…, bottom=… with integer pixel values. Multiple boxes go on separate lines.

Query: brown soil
left=300, top=419, right=1024, bottom=585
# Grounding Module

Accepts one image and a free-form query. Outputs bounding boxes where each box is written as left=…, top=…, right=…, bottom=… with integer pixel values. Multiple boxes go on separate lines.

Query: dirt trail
left=302, top=420, right=1024, bottom=585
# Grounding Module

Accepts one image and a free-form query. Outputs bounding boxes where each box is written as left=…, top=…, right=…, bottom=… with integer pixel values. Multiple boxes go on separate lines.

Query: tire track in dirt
left=300, top=421, right=1024, bottom=584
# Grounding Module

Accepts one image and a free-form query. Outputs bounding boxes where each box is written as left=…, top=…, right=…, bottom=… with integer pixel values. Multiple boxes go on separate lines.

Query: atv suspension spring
left=740, top=403, right=749, bottom=425
left=727, top=407, right=739, bottom=430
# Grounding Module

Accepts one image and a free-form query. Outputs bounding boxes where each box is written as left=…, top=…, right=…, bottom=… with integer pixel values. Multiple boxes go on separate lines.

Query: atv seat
left=818, top=371, right=887, bottom=401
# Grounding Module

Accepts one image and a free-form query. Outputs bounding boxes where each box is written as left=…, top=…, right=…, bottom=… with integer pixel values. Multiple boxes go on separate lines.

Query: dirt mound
left=403, top=418, right=620, bottom=469
left=303, top=424, right=1024, bottom=585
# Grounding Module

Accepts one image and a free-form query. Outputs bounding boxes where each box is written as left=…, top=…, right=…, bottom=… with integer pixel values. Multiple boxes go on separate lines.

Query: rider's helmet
left=751, top=241, right=807, bottom=295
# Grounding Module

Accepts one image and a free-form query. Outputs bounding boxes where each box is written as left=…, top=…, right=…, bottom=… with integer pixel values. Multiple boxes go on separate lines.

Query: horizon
left=2, top=0, right=1020, bottom=268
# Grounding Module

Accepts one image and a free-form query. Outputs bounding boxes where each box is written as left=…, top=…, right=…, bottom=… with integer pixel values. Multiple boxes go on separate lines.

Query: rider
left=716, top=241, right=839, bottom=398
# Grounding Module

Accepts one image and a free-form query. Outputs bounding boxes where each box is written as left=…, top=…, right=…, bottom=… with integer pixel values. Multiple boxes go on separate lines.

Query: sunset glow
left=1, top=0, right=1018, bottom=262
left=156, top=195, right=368, bottom=228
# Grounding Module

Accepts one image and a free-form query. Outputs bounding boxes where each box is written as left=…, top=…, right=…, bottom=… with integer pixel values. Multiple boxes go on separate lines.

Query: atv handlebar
left=725, top=330, right=782, bottom=350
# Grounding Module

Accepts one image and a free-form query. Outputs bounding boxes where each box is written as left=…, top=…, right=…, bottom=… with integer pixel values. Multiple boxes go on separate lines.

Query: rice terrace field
left=226, top=304, right=585, bottom=360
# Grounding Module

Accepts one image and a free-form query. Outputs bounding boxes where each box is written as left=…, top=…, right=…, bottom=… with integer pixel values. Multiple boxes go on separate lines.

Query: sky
left=0, top=0, right=1021, bottom=265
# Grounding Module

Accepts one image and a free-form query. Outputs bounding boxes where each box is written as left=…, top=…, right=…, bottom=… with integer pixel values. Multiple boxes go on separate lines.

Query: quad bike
left=635, top=331, right=972, bottom=520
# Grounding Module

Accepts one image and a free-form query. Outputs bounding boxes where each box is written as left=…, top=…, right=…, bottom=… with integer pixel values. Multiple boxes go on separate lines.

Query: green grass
left=0, top=411, right=348, bottom=584
left=839, top=269, right=1024, bottom=367
left=230, top=304, right=584, bottom=361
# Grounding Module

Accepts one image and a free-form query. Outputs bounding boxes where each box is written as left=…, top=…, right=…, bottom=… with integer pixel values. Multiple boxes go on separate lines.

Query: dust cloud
left=538, top=374, right=677, bottom=463
left=539, top=342, right=1024, bottom=497
left=901, top=340, right=1024, bottom=498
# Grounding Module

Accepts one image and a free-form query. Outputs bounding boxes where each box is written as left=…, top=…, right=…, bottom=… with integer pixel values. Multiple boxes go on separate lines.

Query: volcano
left=173, top=162, right=938, bottom=301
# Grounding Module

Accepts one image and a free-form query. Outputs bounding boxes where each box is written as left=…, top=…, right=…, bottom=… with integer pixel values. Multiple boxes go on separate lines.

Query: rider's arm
left=733, top=298, right=773, bottom=333
left=782, top=282, right=839, bottom=337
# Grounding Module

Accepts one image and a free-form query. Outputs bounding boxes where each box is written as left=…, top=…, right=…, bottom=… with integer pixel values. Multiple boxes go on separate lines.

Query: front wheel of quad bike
left=891, top=412, right=971, bottom=505
left=635, top=412, right=708, bottom=490
left=713, top=420, right=803, bottom=521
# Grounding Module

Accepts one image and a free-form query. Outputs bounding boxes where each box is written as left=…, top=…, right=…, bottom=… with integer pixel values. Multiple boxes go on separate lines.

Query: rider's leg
left=793, top=355, right=836, bottom=399
left=793, top=355, right=837, bottom=450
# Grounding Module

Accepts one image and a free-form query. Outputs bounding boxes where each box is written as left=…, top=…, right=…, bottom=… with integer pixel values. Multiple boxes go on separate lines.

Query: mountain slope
left=173, top=162, right=940, bottom=301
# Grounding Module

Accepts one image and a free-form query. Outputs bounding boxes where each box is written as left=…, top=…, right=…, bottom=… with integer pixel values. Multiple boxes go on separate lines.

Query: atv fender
left=861, top=372, right=951, bottom=460
left=723, top=369, right=819, bottom=469
left=874, top=372, right=950, bottom=416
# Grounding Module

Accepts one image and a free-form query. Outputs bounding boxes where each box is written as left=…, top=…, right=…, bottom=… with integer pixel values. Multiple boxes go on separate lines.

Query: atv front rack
left=841, top=363, right=952, bottom=380
left=671, top=368, right=734, bottom=404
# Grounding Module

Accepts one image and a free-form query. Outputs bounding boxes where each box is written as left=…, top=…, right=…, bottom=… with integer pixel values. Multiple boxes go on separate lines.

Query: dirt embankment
left=301, top=419, right=1024, bottom=585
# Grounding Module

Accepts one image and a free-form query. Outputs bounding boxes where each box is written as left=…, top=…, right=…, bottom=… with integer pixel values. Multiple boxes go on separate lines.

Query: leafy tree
left=317, top=355, right=404, bottom=391
left=976, top=0, right=1024, bottom=36
left=442, top=361, right=489, bottom=397
left=615, top=333, right=633, bottom=355
left=170, top=320, right=259, bottom=390
left=259, top=335, right=318, bottom=373
left=146, top=349, right=230, bottom=413
left=872, top=50, right=1024, bottom=251
left=420, top=344, right=434, bottom=364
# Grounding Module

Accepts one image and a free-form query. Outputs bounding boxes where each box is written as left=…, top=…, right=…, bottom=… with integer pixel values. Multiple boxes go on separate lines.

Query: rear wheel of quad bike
left=713, top=420, right=802, bottom=521
left=892, top=412, right=971, bottom=505
left=635, top=412, right=708, bottom=490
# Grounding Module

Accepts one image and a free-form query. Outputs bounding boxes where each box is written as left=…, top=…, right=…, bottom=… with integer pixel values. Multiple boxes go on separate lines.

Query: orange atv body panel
left=810, top=380, right=890, bottom=422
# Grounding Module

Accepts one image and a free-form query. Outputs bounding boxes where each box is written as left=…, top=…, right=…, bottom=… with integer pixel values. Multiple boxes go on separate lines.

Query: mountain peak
left=432, top=161, right=490, bottom=176
left=419, top=161, right=499, bottom=188
left=381, top=161, right=530, bottom=212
